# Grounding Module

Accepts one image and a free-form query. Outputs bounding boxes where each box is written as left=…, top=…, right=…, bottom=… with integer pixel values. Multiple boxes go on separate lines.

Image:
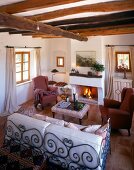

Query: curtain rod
left=106, top=45, right=134, bottom=47
left=5, top=46, right=41, bottom=48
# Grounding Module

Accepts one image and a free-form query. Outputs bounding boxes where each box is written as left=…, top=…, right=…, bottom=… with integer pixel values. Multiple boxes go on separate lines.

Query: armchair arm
left=34, top=89, right=45, bottom=98
left=109, top=108, right=128, bottom=116
left=104, top=98, right=121, bottom=108
left=48, top=86, right=58, bottom=93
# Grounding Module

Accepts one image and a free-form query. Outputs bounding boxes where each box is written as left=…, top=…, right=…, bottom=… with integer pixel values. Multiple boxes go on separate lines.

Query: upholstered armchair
left=99, top=88, right=134, bottom=136
left=32, top=76, right=58, bottom=109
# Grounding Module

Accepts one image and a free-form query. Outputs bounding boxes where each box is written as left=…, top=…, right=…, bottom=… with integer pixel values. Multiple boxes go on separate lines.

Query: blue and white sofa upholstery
left=4, top=113, right=110, bottom=170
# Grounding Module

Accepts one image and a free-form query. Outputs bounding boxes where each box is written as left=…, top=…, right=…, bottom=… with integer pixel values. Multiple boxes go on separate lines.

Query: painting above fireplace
left=76, top=51, right=96, bottom=67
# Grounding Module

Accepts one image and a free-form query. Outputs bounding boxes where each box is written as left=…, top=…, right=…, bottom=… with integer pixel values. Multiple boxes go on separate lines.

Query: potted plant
left=91, top=61, right=105, bottom=75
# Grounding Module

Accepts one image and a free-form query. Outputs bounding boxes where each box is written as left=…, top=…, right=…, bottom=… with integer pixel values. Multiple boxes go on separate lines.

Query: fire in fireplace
left=83, top=87, right=92, bottom=98
left=73, top=85, right=98, bottom=104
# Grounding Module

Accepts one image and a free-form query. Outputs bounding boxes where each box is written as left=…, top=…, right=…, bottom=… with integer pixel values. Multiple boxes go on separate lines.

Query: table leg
left=52, top=112, right=55, bottom=118
left=79, top=119, right=82, bottom=125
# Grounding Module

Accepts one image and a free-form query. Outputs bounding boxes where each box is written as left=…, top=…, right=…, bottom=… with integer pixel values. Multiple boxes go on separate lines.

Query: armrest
left=104, top=98, right=121, bottom=108
left=34, top=89, right=45, bottom=98
left=109, top=108, right=129, bottom=116
left=48, top=86, right=58, bottom=92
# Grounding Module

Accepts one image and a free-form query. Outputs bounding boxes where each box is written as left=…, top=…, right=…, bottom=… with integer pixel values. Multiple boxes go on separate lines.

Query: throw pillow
left=65, top=122, right=80, bottom=130
left=45, top=116, right=64, bottom=126
left=95, top=123, right=109, bottom=134
left=82, top=125, right=101, bottom=133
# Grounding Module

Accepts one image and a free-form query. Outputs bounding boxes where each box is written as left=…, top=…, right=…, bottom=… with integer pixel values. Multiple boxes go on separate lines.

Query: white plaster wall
left=46, top=38, right=71, bottom=82
left=0, top=33, right=48, bottom=112
left=71, top=36, right=103, bottom=74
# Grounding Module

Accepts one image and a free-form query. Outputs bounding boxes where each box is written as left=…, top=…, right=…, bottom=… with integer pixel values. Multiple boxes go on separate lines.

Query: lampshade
left=51, top=69, right=59, bottom=73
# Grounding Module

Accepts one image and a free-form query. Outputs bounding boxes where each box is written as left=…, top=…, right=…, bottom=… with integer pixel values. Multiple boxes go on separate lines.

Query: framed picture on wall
left=115, top=52, right=131, bottom=72
left=76, top=51, right=96, bottom=67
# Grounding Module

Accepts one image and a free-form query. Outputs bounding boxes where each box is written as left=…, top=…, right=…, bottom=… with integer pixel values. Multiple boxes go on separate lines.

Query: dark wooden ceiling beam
left=47, top=10, right=134, bottom=26
left=0, top=0, right=81, bottom=14
left=0, top=28, right=16, bottom=32
left=27, top=1, right=134, bottom=21
left=60, top=18, right=134, bottom=31
left=72, top=25, right=134, bottom=36
left=9, top=30, right=32, bottom=34
left=0, top=12, right=87, bottom=41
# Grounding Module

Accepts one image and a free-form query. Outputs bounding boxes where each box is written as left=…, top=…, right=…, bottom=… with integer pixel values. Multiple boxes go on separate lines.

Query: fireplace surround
left=69, top=75, right=104, bottom=104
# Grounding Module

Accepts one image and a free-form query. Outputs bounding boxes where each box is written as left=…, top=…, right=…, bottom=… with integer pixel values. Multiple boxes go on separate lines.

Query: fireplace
left=72, top=85, right=98, bottom=104
left=69, top=75, right=104, bottom=104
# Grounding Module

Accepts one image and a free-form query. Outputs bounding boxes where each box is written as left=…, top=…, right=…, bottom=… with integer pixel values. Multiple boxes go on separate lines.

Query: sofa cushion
left=120, top=88, right=133, bottom=112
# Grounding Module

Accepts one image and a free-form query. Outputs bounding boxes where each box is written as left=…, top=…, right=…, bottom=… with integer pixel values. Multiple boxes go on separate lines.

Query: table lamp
left=51, top=69, right=59, bottom=80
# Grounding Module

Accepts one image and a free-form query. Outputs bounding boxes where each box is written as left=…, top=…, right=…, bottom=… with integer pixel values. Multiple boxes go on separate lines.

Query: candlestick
left=75, top=93, right=78, bottom=101
left=73, top=88, right=76, bottom=94
left=73, top=93, right=76, bottom=103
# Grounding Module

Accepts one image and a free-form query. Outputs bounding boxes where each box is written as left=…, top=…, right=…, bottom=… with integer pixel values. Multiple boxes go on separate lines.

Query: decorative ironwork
left=44, top=132, right=105, bottom=169
left=6, top=120, right=44, bottom=151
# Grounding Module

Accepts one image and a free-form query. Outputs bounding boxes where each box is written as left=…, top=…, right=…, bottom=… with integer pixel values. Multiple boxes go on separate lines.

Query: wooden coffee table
left=51, top=101, right=89, bottom=124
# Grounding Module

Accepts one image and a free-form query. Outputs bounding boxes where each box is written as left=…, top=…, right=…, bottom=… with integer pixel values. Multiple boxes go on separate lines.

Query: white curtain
left=105, top=46, right=115, bottom=99
left=130, top=47, right=134, bottom=87
left=35, top=48, right=41, bottom=76
left=4, top=47, right=18, bottom=114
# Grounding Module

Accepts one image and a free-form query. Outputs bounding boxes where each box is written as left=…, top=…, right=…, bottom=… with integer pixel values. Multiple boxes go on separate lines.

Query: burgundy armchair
left=99, top=88, right=134, bottom=136
left=32, top=76, right=58, bottom=109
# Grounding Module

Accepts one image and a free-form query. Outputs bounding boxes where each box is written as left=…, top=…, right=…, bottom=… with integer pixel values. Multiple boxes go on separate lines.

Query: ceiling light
left=37, top=24, right=40, bottom=30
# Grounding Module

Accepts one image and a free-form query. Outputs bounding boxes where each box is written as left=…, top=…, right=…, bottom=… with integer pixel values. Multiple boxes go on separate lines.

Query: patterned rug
left=16, top=100, right=42, bottom=117
left=0, top=139, right=45, bottom=170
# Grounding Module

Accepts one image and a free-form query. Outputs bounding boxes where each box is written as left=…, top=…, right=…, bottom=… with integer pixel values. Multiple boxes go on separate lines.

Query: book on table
left=57, top=101, right=71, bottom=109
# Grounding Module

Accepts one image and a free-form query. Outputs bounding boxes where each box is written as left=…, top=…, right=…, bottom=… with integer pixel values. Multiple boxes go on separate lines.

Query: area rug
left=0, top=139, right=45, bottom=170
left=16, top=100, right=41, bottom=117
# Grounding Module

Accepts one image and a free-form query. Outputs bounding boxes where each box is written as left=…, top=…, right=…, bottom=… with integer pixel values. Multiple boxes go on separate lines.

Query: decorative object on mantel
left=51, top=69, right=59, bottom=80
left=91, top=61, right=105, bottom=76
left=71, top=68, right=76, bottom=73
left=121, top=64, right=128, bottom=79
left=69, top=73, right=102, bottom=78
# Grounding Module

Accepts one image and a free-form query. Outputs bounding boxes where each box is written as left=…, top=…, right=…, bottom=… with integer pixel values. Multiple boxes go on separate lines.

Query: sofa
left=4, top=113, right=111, bottom=170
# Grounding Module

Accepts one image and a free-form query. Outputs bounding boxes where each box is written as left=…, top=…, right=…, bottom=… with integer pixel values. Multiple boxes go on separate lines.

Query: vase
left=96, top=71, right=102, bottom=76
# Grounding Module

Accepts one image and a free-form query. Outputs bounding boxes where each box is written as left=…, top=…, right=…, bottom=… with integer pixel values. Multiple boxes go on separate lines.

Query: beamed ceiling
left=0, top=0, right=133, bottom=41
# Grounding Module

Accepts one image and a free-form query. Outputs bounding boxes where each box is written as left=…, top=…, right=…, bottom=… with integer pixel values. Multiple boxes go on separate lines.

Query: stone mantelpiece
left=69, top=73, right=102, bottom=78
left=69, top=76, right=104, bottom=105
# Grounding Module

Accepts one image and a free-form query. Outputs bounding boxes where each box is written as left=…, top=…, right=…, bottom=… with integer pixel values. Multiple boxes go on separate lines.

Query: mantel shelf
left=69, top=73, right=102, bottom=78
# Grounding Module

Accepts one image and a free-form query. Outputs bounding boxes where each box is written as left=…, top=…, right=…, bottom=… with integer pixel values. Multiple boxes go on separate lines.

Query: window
left=15, top=52, right=30, bottom=84
left=115, top=52, right=131, bottom=72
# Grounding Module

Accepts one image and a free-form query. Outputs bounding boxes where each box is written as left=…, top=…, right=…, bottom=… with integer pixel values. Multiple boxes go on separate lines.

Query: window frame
left=15, top=51, right=30, bottom=84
